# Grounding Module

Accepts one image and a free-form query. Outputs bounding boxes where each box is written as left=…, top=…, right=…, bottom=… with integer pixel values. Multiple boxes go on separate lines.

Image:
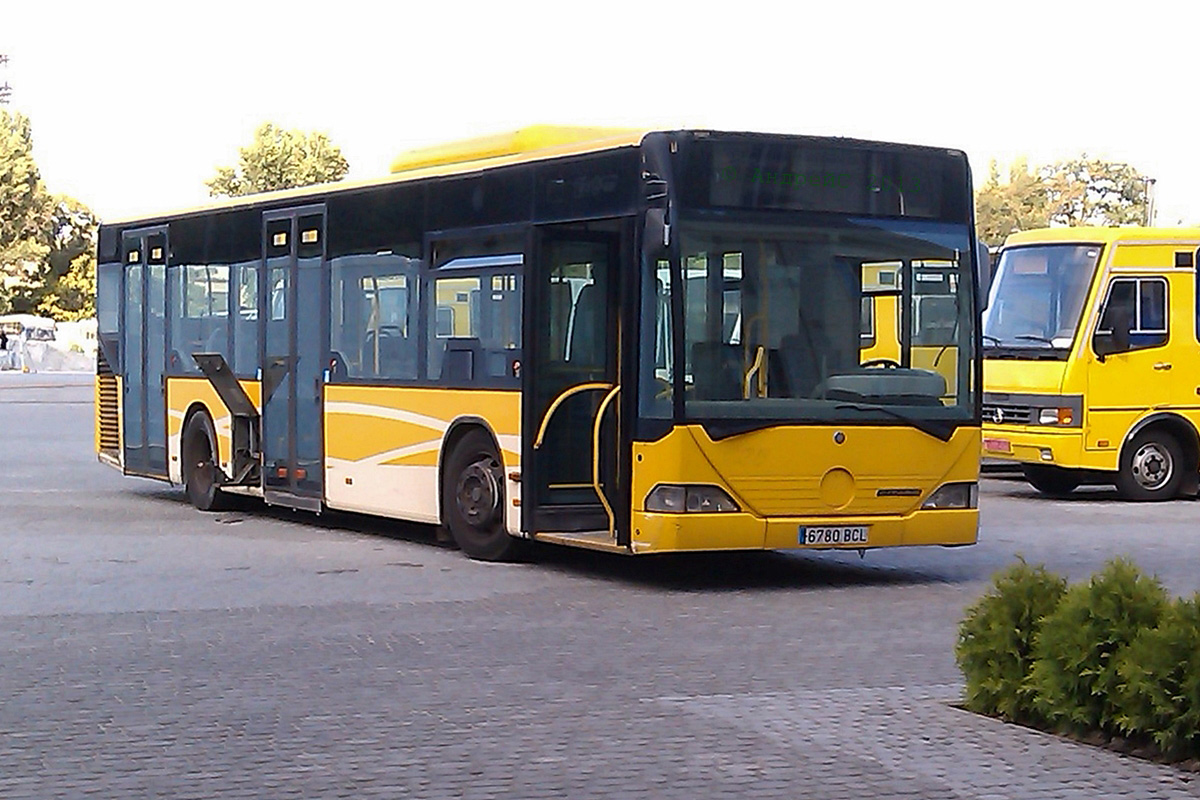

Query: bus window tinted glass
left=330, top=254, right=420, bottom=380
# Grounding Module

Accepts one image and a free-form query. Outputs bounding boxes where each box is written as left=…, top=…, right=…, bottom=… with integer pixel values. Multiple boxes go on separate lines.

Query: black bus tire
left=182, top=412, right=229, bottom=511
left=1115, top=429, right=1184, bottom=501
left=1022, top=465, right=1081, bottom=497
left=442, top=429, right=522, bottom=561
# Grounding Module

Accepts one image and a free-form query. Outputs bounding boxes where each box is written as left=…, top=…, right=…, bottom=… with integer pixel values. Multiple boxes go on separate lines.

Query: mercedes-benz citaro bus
left=983, top=226, right=1200, bottom=500
left=95, top=126, right=988, bottom=560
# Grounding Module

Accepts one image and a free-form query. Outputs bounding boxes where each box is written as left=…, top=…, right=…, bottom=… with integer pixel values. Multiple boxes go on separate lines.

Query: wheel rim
left=1131, top=441, right=1174, bottom=491
left=456, top=457, right=500, bottom=528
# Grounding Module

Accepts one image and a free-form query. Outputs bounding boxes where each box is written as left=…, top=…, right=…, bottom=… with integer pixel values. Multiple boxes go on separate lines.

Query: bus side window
left=1095, top=277, right=1168, bottom=353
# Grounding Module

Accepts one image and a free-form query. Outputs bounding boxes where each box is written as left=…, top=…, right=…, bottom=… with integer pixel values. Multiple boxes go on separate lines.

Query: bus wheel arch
left=1116, top=415, right=1197, bottom=500
left=439, top=421, right=521, bottom=561
left=181, top=405, right=229, bottom=511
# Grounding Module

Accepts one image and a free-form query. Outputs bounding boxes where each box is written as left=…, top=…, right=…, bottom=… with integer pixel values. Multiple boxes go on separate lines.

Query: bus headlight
left=645, top=484, right=741, bottom=513
left=921, top=482, right=978, bottom=510
left=1038, top=407, right=1074, bottom=425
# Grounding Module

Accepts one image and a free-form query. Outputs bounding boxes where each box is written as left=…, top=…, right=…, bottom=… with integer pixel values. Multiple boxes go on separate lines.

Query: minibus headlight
left=921, top=482, right=978, bottom=510
left=645, top=484, right=741, bottom=513
left=1039, top=407, right=1074, bottom=426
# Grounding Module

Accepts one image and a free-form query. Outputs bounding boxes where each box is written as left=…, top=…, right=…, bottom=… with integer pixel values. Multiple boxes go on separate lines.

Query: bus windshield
left=643, top=217, right=975, bottom=431
left=983, top=244, right=1101, bottom=353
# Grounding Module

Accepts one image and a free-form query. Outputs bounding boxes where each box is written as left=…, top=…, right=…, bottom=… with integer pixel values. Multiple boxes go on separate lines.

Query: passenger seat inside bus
left=691, top=341, right=743, bottom=400
left=442, top=337, right=481, bottom=382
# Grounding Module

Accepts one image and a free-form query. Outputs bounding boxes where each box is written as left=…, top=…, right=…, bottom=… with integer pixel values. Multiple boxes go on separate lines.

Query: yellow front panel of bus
left=630, top=424, right=979, bottom=553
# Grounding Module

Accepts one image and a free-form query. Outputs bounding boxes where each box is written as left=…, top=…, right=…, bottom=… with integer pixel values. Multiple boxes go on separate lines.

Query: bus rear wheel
left=1022, top=465, right=1081, bottom=497
left=442, top=429, right=522, bottom=561
left=1116, top=429, right=1183, bottom=501
left=182, top=412, right=229, bottom=511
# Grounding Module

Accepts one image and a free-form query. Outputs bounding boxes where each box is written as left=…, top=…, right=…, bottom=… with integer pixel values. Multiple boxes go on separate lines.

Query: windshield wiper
left=834, top=403, right=955, bottom=442
left=982, top=334, right=1002, bottom=345
left=1014, top=334, right=1056, bottom=346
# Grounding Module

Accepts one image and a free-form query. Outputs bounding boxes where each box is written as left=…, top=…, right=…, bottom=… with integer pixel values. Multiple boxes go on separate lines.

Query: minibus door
left=524, top=226, right=627, bottom=542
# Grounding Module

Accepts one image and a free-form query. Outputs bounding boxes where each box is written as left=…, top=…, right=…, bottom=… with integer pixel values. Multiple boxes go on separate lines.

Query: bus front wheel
left=1022, top=465, right=1080, bottom=497
left=1116, top=429, right=1184, bottom=501
left=442, top=429, right=522, bottom=561
left=182, top=412, right=228, bottom=511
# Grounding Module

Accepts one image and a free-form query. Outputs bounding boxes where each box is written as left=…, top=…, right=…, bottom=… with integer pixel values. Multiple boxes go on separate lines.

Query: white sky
left=4, top=0, right=1198, bottom=225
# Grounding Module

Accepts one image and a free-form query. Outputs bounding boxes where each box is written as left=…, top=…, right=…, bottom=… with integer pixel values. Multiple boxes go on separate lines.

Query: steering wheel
left=860, top=358, right=901, bottom=369
left=654, top=376, right=673, bottom=399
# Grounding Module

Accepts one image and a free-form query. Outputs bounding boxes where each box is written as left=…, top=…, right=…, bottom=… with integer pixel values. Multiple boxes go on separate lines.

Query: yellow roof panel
left=1004, top=226, right=1200, bottom=246
left=389, top=125, right=645, bottom=173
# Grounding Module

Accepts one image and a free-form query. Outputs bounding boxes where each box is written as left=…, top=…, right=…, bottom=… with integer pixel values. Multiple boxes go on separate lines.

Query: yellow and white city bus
left=983, top=226, right=1200, bottom=499
left=96, top=126, right=987, bottom=560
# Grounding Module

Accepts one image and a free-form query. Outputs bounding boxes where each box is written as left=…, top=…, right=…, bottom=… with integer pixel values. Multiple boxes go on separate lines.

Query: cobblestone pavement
left=3, top=374, right=1199, bottom=798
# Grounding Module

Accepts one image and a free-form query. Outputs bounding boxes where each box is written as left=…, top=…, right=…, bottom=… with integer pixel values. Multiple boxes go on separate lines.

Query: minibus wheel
left=442, top=429, right=522, bottom=561
left=182, top=412, right=228, bottom=511
left=1022, top=465, right=1080, bottom=497
left=1116, top=429, right=1183, bottom=500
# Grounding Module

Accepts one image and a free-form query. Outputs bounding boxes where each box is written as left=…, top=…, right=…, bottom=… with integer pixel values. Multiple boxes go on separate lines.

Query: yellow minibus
left=983, top=226, right=1200, bottom=499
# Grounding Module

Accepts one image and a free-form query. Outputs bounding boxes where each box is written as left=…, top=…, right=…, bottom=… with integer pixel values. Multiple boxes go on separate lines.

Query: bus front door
left=525, top=225, right=627, bottom=542
left=261, top=207, right=327, bottom=511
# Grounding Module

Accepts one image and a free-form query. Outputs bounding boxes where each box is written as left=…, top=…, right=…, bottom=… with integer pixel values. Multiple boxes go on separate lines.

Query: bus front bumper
left=981, top=424, right=1085, bottom=468
left=630, top=508, right=978, bottom=553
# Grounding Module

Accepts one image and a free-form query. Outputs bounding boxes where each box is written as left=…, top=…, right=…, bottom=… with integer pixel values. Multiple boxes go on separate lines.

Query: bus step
left=534, top=530, right=627, bottom=554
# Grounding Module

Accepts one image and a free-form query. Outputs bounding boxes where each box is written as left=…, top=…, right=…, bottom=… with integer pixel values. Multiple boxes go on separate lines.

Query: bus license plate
left=799, top=526, right=869, bottom=546
left=983, top=437, right=1012, bottom=454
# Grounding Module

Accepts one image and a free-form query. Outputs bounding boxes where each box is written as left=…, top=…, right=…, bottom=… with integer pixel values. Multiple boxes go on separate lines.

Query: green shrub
left=1028, top=558, right=1168, bottom=734
left=1113, top=594, right=1200, bottom=759
left=955, top=558, right=1066, bottom=721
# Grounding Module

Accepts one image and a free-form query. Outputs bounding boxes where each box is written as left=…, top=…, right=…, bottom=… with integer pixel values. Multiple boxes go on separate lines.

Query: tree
left=974, top=158, right=1049, bottom=247
left=0, top=110, right=52, bottom=312
left=206, top=122, right=349, bottom=197
left=975, top=155, right=1150, bottom=247
left=1041, top=156, right=1147, bottom=228
left=0, top=111, right=98, bottom=318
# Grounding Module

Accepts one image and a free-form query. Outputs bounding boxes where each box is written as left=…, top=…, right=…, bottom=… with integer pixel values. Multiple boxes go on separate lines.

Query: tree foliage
left=1042, top=156, right=1148, bottom=228
left=974, top=158, right=1049, bottom=247
left=206, top=123, right=349, bottom=197
left=0, top=111, right=98, bottom=319
left=975, top=155, right=1150, bottom=247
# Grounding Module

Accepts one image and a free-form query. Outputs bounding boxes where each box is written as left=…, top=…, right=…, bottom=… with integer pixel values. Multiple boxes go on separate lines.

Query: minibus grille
left=982, top=402, right=1035, bottom=426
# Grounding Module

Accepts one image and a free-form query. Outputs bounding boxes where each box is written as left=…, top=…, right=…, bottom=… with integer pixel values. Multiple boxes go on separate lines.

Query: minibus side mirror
left=1093, top=306, right=1132, bottom=362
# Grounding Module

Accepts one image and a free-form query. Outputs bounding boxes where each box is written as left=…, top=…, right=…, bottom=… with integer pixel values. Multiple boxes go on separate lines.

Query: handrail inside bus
left=532, top=382, right=613, bottom=450
left=592, top=386, right=621, bottom=541
left=743, top=346, right=765, bottom=399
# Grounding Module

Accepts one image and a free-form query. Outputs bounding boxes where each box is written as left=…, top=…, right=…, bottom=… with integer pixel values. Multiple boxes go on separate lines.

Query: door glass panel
left=123, top=258, right=144, bottom=469
left=294, top=213, right=324, bottom=494
left=533, top=239, right=613, bottom=504
left=262, top=218, right=293, bottom=493
left=145, top=246, right=167, bottom=472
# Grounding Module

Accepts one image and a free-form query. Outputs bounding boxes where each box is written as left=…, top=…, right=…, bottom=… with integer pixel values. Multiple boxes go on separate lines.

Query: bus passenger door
left=120, top=228, right=168, bottom=478
left=261, top=207, right=327, bottom=510
left=524, top=226, right=626, bottom=540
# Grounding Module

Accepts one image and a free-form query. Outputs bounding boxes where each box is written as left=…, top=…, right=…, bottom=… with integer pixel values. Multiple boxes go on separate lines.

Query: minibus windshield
left=983, top=244, right=1101, bottom=352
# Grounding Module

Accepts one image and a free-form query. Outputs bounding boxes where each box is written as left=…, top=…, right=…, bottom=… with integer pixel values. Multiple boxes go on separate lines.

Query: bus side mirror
left=974, top=239, right=992, bottom=313
left=1093, top=307, right=1132, bottom=361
